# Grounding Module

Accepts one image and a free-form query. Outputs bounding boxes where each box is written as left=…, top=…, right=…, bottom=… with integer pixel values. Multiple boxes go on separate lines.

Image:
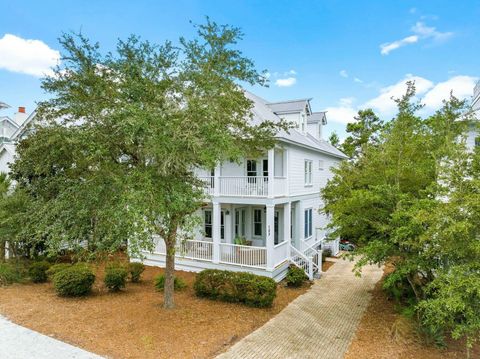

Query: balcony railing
left=198, top=176, right=287, bottom=197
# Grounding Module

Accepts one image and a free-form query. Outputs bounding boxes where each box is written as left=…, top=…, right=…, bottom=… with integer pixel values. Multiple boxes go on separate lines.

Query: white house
left=466, top=80, right=480, bottom=150
left=141, top=91, right=347, bottom=281
left=0, top=106, right=32, bottom=174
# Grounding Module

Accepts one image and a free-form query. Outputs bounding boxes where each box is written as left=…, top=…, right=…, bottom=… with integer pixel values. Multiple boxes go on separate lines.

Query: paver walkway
left=217, top=258, right=383, bottom=359
left=0, top=315, right=103, bottom=359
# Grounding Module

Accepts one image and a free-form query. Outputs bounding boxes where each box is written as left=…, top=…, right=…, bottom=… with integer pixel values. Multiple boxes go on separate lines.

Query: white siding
left=287, top=144, right=340, bottom=196
left=0, top=150, right=14, bottom=174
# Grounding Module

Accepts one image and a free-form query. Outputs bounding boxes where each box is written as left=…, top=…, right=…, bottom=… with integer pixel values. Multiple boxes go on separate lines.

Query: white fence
left=219, top=243, right=267, bottom=268
left=177, top=240, right=213, bottom=261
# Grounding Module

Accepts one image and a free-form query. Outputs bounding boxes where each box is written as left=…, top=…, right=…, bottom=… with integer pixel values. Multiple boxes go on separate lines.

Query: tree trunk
left=163, top=232, right=177, bottom=309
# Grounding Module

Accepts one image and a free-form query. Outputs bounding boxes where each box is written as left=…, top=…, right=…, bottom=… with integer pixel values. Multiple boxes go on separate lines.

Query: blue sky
left=0, top=0, right=479, bottom=138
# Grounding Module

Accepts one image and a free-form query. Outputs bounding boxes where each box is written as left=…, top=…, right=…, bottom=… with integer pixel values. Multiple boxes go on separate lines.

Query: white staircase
left=289, top=240, right=323, bottom=280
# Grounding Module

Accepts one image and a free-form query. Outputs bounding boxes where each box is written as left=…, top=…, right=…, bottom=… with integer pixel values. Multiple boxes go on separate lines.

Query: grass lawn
left=0, top=262, right=316, bottom=359
left=345, top=266, right=480, bottom=359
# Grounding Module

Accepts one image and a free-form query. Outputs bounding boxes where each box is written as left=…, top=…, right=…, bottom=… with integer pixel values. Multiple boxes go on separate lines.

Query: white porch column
left=284, top=202, right=291, bottom=248
left=267, top=148, right=274, bottom=198
left=283, top=149, right=289, bottom=196
left=266, top=204, right=275, bottom=270
left=212, top=201, right=221, bottom=263
left=213, top=164, right=220, bottom=197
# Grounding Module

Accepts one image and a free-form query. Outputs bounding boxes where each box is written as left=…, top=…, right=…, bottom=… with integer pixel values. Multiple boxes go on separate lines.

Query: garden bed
left=345, top=266, right=480, bottom=359
left=0, top=263, right=309, bottom=359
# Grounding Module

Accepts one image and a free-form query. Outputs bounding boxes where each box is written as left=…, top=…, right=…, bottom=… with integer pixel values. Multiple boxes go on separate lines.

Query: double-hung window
left=253, top=209, right=262, bottom=236
left=304, top=208, right=313, bottom=238
left=304, top=160, right=313, bottom=185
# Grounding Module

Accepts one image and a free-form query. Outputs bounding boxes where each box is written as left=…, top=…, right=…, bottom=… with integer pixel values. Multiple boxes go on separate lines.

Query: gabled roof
left=0, top=143, right=16, bottom=156
left=245, top=91, right=347, bottom=159
left=266, top=98, right=312, bottom=115
left=307, top=112, right=327, bottom=125
left=0, top=116, right=20, bottom=129
left=0, top=102, right=10, bottom=110
left=10, top=109, right=37, bottom=140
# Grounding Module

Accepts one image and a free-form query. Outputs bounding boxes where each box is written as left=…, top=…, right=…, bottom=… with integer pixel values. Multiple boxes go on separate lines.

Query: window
left=204, top=209, right=224, bottom=239
left=319, top=159, right=324, bottom=170
left=253, top=209, right=262, bottom=236
left=263, top=159, right=268, bottom=177
left=304, top=160, right=313, bottom=185
left=235, top=209, right=246, bottom=237
left=304, top=208, right=313, bottom=238
left=204, top=210, right=212, bottom=238
left=247, top=160, right=257, bottom=177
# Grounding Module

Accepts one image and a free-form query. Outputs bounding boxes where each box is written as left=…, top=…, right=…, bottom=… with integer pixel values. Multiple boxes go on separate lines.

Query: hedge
left=128, top=262, right=145, bottom=283
left=28, top=261, right=51, bottom=283
left=285, top=265, right=308, bottom=287
left=154, top=274, right=186, bottom=291
left=194, top=269, right=277, bottom=308
left=53, top=264, right=95, bottom=297
left=104, top=263, right=128, bottom=292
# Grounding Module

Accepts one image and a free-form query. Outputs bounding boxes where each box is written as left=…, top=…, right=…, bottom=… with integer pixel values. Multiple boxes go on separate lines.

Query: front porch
left=142, top=202, right=323, bottom=281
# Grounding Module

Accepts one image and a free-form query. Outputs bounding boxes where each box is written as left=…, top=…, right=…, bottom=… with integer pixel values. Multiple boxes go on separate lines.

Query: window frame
left=253, top=208, right=263, bottom=237
left=304, top=159, right=313, bottom=185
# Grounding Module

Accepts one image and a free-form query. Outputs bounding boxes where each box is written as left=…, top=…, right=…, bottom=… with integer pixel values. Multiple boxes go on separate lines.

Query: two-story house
left=141, top=91, right=347, bottom=280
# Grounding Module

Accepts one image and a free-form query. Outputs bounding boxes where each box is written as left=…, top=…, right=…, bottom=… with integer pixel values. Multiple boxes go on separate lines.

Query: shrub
left=104, top=263, right=128, bottom=292
left=53, top=265, right=95, bottom=297
left=154, top=274, right=186, bottom=291
left=128, top=262, right=145, bottom=283
left=194, top=269, right=277, bottom=308
left=28, top=261, right=51, bottom=283
left=0, top=262, right=25, bottom=286
left=285, top=265, right=309, bottom=287
left=46, top=263, right=72, bottom=278
left=322, top=248, right=332, bottom=262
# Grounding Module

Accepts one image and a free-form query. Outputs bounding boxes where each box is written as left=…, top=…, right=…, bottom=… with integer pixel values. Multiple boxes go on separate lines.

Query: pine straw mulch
left=345, top=265, right=480, bottom=359
left=0, top=261, right=323, bottom=359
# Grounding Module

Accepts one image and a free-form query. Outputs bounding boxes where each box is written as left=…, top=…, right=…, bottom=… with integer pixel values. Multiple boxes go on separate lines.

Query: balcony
left=199, top=176, right=287, bottom=198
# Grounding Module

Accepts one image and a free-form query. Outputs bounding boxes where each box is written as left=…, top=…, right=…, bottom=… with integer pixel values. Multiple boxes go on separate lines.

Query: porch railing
left=273, top=240, right=289, bottom=267
left=177, top=240, right=213, bottom=261
left=198, top=176, right=287, bottom=197
left=219, top=243, right=267, bottom=268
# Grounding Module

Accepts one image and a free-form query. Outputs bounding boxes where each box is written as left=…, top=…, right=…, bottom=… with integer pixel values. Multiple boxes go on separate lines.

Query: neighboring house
left=0, top=108, right=35, bottom=174
left=141, top=91, right=347, bottom=281
left=466, top=80, right=480, bottom=150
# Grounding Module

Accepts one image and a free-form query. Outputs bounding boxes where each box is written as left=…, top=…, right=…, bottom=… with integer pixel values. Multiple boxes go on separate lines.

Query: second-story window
left=304, top=160, right=313, bottom=185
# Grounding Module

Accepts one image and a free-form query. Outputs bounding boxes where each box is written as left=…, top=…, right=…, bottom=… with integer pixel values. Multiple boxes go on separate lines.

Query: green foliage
left=418, top=265, right=480, bottom=351
left=104, top=263, right=128, bottom=291
left=128, top=262, right=145, bottom=283
left=328, top=131, right=340, bottom=148
left=53, top=264, right=95, bottom=297
left=28, top=261, right=51, bottom=283
left=341, top=109, right=383, bottom=158
left=154, top=274, right=186, bottom=291
left=46, top=263, right=72, bottom=278
left=0, top=261, right=27, bottom=286
left=285, top=265, right=308, bottom=287
left=322, top=82, right=480, bottom=344
left=194, top=269, right=277, bottom=308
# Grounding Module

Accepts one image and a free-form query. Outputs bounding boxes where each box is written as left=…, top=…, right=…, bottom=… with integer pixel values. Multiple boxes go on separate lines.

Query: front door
left=234, top=209, right=246, bottom=238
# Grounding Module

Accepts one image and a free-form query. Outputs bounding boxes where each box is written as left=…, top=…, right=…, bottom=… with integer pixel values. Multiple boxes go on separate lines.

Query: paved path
left=217, top=258, right=383, bottom=359
left=0, top=315, right=103, bottom=359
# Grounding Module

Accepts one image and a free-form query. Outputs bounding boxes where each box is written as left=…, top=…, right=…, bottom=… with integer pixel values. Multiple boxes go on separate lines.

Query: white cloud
left=325, top=105, right=357, bottom=125
left=364, top=74, right=434, bottom=115
left=287, top=69, right=297, bottom=75
left=409, top=7, right=417, bottom=14
left=380, top=35, right=419, bottom=55
left=339, top=70, right=348, bottom=78
left=380, top=21, right=453, bottom=55
left=354, top=77, right=363, bottom=83
left=326, top=74, right=478, bottom=127
left=422, top=76, right=478, bottom=110
left=275, top=77, right=297, bottom=87
left=411, top=21, right=453, bottom=42
left=0, top=34, right=60, bottom=77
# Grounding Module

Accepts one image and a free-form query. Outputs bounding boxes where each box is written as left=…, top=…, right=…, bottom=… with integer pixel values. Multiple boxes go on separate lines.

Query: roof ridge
left=266, top=98, right=312, bottom=105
